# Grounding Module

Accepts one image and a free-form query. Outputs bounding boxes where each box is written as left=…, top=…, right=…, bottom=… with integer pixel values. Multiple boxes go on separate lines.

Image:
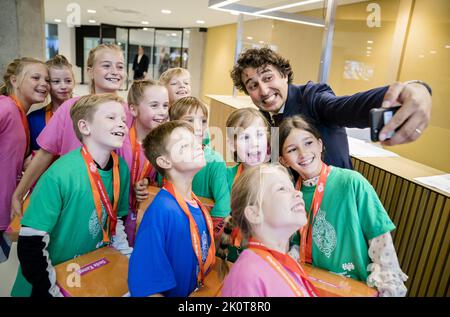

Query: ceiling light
left=209, top=0, right=324, bottom=27
left=367, top=47, right=372, bottom=50
left=429, top=50, right=436, bottom=54
left=196, top=20, right=205, bottom=24
left=255, top=0, right=323, bottom=15
left=87, top=9, right=96, bottom=14
left=445, top=45, right=450, bottom=49
left=141, top=21, right=149, bottom=25
left=209, top=0, right=240, bottom=9
left=367, top=40, right=374, bottom=44
left=247, top=36, right=253, bottom=40
left=418, top=54, right=425, bottom=58
left=54, top=18, right=61, bottom=23
left=259, top=41, right=264, bottom=44
left=161, top=9, right=171, bottom=14
left=88, top=20, right=96, bottom=23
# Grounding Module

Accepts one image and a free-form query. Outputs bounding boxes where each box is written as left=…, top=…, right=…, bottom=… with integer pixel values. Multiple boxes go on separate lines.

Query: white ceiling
left=44, top=0, right=368, bottom=29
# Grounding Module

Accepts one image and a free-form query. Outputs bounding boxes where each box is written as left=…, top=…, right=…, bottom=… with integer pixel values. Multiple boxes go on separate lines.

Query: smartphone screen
left=383, top=111, right=395, bottom=139
left=369, top=105, right=401, bottom=142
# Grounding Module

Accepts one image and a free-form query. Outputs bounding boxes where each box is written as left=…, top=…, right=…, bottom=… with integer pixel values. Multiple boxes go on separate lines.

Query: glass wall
left=45, top=23, right=59, bottom=60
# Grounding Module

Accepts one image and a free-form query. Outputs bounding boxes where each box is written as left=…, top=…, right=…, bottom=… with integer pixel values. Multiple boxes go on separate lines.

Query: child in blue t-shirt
left=128, top=120, right=215, bottom=297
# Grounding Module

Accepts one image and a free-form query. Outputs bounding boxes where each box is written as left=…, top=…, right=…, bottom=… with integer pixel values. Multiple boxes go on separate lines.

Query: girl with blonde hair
left=220, top=164, right=318, bottom=297
left=0, top=57, right=49, bottom=262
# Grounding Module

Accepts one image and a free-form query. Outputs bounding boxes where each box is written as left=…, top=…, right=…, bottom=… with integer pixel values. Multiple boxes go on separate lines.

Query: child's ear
left=318, top=138, right=324, bottom=153
left=87, top=67, right=93, bottom=79
left=10, top=75, right=18, bottom=89
left=129, top=104, right=138, bottom=118
left=78, top=119, right=91, bottom=137
left=279, top=155, right=289, bottom=167
left=156, top=155, right=171, bottom=170
left=226, top=136, right=236, bottom=154
left=244, top=205, right=263, bottom=225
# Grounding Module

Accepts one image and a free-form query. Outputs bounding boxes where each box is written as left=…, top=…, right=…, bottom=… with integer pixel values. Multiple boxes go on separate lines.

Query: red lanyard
left=163, top=180, right=216, bottom=287
left=81, top=145, right=120, bottom=244
left=44, top=103, right=53, bottom=124
left=295, top=163, right=331, bottom=264
left=129, top=123, right=154, bottom=209
left=248, top=238, right=318, bottom=297
left=10, top=95, right=30, bottom=157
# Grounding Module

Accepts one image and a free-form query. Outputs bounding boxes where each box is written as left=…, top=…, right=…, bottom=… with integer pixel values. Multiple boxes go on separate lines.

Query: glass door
left=129, top=28, right=155, bottom=79
left=153, top=29, right=183, bottom=79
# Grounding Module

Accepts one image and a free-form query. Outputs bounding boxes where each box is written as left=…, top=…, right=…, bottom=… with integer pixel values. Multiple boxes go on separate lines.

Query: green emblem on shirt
left=312, top=209, right=336, bottom=258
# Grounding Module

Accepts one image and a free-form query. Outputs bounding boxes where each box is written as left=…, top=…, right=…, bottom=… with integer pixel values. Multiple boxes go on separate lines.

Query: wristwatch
left=405, top=80, right=432, bottom=96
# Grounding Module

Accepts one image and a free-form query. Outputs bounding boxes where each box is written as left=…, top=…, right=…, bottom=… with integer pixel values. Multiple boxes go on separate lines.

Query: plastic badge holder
left=54, top=246, right=129, bottom=297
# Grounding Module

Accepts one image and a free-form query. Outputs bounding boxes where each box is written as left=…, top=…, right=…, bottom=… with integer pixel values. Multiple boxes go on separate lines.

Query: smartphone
left=369, top=105, right=401, bottom=142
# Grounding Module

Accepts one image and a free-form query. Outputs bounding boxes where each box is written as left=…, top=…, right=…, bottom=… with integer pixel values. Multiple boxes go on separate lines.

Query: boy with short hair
left=169, top=97, right=231, bottom=238
left=11, top=93, right=132, bottom=297
left=128, top=120, right=215, bottom=297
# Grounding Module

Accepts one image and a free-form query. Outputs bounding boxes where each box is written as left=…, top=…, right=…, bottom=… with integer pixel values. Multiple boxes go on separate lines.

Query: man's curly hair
left=230, top=47, right=293, bottom=95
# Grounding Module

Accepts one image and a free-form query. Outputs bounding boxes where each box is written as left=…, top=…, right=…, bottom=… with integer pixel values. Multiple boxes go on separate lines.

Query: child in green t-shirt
left=225, top=107, right=271, bottom=192
left=12, top=94, right=132, bottom=297
left=279, top=115, right=408, bottom=297
left=219, top=108, right=271, bottom=262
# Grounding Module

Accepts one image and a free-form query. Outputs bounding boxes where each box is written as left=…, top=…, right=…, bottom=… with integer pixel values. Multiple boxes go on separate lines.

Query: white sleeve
left=288, top=244, right=300, bottom=261
left=111, top=218, right=133, bottom=257
left=366, top=232, right=408, bottom=297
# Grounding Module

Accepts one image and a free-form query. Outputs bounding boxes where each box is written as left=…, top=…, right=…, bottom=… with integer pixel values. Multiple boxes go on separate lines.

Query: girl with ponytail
left=11, top=44, right=131, bottom=219
left=27, top=54, right=75, bottom=152
left=0, top=57, right=49, bottom=262
left=219, top=164, right=318, bottom=297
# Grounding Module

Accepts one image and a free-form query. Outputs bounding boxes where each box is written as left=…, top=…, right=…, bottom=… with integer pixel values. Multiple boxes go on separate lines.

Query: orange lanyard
left=81, top=145, right=120, bottom=244
left=231, top=164, right=244, bottom=248
left=232, top=163, right=244, bottom=185
left=248, top=238, right=318, bottom=297
left=295, top=163, right=331, bottom=264
left=129, top=123, right=153, bottom=209
left=10, top=95, right=30, bottom=157
left=44, top=103, right=53, bottom=124
left=163, top=180, right=216, bottom=287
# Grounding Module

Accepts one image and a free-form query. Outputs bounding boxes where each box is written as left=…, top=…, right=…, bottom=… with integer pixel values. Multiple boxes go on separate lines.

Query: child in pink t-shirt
left=116, top=79, right=169, bottom=246
left=219, top=164, right=318, bottom=297
left=0, top=57, right=49, bottom=261
left=11, top=44, right=131, bottom=218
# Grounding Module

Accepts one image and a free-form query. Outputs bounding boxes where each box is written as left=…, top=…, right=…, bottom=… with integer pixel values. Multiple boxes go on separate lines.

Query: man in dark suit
left=230, top=47, right=432, bottom=169
left=133, top=46, right=149, bottom=80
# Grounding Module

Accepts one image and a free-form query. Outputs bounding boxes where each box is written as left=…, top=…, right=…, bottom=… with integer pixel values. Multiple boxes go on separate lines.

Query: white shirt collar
left=270, top=104, right=285, bottom=120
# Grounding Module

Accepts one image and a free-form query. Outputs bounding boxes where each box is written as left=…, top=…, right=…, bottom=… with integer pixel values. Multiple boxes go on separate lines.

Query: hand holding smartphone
left=369, top=105, right=402, bottom=142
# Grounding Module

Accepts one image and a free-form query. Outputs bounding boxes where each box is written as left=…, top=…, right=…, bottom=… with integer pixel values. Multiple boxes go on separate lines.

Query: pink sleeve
left=221, top=252, right=267, bottom=297
left=0, top=99, right=26, bottom=229
left=37, top=97, right=80, bottom=155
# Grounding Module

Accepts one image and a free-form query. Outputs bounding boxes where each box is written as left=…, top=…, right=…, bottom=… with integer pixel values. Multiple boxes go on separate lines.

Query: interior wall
left=201, top=0, right=449, bottom=172
left=390, top=0, right=450, bottom=172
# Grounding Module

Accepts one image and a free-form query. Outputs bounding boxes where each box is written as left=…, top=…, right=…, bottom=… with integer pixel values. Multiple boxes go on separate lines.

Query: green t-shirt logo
left=312, top=209, right=336, bottom=258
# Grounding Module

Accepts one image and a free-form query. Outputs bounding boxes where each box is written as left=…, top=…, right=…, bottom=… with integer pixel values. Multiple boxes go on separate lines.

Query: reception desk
left=351, top=155, right=449, bottom=297
left=205, top=94, right=449, bottom=297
